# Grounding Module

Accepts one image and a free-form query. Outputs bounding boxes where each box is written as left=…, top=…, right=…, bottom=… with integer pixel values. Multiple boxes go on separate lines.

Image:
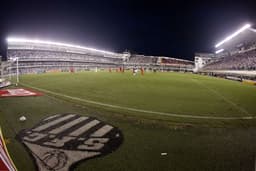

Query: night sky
left=0, top=0, right=256, bottom=60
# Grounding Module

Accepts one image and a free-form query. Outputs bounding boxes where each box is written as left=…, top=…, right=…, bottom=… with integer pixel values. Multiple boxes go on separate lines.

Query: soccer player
left=140, top=67, right=144, bottom=75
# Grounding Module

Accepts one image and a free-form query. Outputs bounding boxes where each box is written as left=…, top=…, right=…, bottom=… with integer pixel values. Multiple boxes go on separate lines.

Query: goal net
left=0, top=60, right=15, bottom=88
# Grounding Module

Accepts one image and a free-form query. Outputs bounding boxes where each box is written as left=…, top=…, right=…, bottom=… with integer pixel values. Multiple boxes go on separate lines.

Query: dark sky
left=0, top=0, right=256, bottom=60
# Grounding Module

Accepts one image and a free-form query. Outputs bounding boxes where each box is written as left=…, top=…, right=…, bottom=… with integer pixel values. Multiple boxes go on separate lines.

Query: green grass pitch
left=1, top=71, right=256, bottom=171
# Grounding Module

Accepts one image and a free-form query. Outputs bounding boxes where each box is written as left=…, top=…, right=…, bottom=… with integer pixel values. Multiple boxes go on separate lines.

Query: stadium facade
left=6, top=38, right=194, bottom=75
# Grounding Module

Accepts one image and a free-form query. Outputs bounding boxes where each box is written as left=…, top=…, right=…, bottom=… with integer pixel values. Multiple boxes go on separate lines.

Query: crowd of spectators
left=8, top=50, right=123, bottom=64
left=203, top=49, right=256, bottom=70
left=160, top=58, right=194, bottom=66
left=7, top=49, right=123, bottom=74
left=127, top=55, right=157, bottom=64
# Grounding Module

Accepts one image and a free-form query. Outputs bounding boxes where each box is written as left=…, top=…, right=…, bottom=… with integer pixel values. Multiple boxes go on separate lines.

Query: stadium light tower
left=215, top=23, right=251, bottom=48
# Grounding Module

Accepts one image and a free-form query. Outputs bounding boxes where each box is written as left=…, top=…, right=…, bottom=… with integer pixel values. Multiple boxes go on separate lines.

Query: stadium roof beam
left=215, top=49, right=224, bottom=54
left=6, top=37, right=116, bottom=55
left=215, top=24, right=251, bottom=48
left=249, top=28, right=256, bottom=33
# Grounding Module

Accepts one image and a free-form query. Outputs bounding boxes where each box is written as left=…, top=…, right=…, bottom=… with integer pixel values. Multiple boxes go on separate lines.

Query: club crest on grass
left=17, top=114, right=123, bottom=171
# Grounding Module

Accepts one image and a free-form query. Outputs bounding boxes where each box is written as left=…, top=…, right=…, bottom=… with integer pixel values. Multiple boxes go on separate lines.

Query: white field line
left=191, top=78, right=250, bottom=115
left=20, top=83, right=256, bottom=120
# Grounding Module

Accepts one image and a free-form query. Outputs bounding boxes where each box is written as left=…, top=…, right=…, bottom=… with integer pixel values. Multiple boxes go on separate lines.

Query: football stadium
left=1, top=2, right=256, bottom=169
left=0, top=23, right=256, bottom=171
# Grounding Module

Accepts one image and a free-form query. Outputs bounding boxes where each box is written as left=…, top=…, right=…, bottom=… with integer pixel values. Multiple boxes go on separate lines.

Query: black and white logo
left=18, top=114, right=123, bottom=171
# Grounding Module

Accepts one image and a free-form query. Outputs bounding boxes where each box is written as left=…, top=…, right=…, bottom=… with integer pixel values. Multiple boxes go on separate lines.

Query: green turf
left=20, top=71, right=256, bottom=118
left=1, top=71, right=256, bottom=171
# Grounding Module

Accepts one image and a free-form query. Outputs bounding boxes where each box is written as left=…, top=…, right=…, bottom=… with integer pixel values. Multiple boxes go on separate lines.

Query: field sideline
left=1, top=71, right=256, bottom=171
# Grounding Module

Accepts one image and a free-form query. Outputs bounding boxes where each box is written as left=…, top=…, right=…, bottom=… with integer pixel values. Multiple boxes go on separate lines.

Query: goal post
left=0, top=59, right=18, bottom=87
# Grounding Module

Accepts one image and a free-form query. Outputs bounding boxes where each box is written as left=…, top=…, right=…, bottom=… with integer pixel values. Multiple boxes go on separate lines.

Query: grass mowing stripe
left=191, top=78, right=250, bottom=115
left=20, top=82, right=256, bottom=120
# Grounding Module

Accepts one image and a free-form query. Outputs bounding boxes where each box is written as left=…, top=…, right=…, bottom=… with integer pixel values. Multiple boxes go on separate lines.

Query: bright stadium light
left=249, top=28, right=256, bottom=33
left=215, top=49, right=224, bottom=54
left=215, top=23, right=251, bottom=48
left=6, top=37, right=116, bottom=55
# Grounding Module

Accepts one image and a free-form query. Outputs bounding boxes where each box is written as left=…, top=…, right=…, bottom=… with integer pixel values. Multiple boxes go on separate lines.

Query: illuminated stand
left=6, top=37, right=124, bottom=74
left=6, top=37, right=117, bottom=56
left=215, top=23, right=251, bottom=54
left=194, top=23, right=253, bottom=72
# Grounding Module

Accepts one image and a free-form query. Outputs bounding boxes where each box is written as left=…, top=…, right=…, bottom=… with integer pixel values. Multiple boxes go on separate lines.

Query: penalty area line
left=20, top=83, right=256, bottom=120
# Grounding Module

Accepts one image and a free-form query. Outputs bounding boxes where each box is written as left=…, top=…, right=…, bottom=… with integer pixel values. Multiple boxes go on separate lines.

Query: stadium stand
left=159, top=57, right=194, bottom=66
left=7, top=39, right=124, bottom=74
left=194, top=25, right=256, bottom=80
left=6, top=38, right=194, bottom=74
left=203, top=49, right=256, bottom=70
left=127, top=54, right=157, bottom=64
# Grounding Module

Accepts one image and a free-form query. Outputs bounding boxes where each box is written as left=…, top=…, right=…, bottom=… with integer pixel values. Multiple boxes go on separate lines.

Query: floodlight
left=249, top=28, right=256, bottom=33
left=6, top=37, right=116, bottom=55
left=215, top=49, right=224, bottom=54
left=215, top=24, right=251, bottom=48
